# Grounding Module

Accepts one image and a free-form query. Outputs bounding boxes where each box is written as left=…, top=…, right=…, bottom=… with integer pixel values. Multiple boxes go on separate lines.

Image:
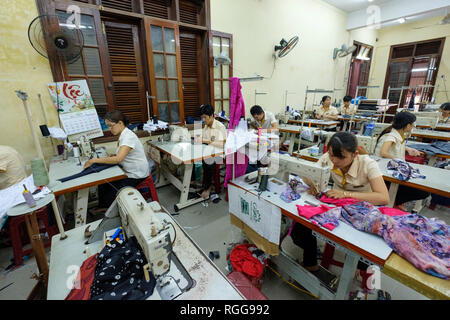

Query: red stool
left=9, top=207, right=58, bottom=267
left=227, top=271, right=268, bottom=300
left=320, top=244, right=344, bottom=270
left=136, top=175, right=159, bottom=202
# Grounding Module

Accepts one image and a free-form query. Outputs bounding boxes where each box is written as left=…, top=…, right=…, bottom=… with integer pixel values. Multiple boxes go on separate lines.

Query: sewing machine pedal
left=311, top=265, right=338, bottom=291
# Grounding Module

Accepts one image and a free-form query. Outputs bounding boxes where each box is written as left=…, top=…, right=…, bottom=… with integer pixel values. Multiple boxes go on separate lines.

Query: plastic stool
left=9, top=207, right=58, bottom=266
left=320, top=243, right=344, bottom=269
left=136, top=175, right=159, bottom=202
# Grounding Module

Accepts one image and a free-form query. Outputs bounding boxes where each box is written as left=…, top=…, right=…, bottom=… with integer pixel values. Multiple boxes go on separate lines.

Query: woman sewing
left=290, top=132, right=389, bottom=273
left=84, top=110, right=149, bottom=210
left=315, top=96, right=339, bottom=121
left=374, top=111, right=428, bottom=210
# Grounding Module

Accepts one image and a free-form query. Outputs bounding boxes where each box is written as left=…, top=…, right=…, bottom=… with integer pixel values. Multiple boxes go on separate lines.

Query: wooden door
left=144, top=18, right=184, bottom=124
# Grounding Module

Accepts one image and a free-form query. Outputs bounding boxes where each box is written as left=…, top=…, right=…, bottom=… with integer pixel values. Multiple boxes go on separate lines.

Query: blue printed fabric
left=386, top=159, right=426, bottom=181
left=58, top=163, right=117, bottom=182
left=309, top=201, right=450, bottom=279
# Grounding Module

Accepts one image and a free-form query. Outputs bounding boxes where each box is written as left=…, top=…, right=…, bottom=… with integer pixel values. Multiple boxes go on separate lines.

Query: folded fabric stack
left=387, top=158, right=426, bottom=181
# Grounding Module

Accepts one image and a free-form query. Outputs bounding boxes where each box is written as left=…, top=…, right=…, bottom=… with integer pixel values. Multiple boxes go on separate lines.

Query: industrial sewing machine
left=78, top=135, right=96, bottom=159
left=269, top=153, right=331, bottom=192
left=87, top=187, right=194, bottom=299
left=169, top=125, right=191, bottom=142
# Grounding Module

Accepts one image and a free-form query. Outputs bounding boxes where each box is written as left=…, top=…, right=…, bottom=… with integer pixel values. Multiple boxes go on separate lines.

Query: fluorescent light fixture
left=411, top=68, right=428, bottom=72
left=398, top=18, right=406, bottom=24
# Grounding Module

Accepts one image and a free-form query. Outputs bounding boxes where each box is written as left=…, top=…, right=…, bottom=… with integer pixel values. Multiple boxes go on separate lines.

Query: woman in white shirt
left=374, top=111, right=428, bottom=210
left=84, top=110, right=150, bottom=209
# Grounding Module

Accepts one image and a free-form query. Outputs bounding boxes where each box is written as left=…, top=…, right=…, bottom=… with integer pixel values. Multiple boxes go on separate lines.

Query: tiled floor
left=1, top=184, right=447, bottom=300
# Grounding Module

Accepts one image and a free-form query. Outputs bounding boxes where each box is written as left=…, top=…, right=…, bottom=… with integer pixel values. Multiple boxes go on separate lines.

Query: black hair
left=104, top=110, right=129, bottom=126
left=327, top=132, right=358, bottom=159
left=343, top=95, right=353, bottom=103
left=200, top=104, right=214, bottom=117
left=321, top=96, right=331, bottom=104
left=376, top=111, right=416, bottom=146
left=250, top=105, right=264, bottom=116
left=440, top=102, right=450, bottom=111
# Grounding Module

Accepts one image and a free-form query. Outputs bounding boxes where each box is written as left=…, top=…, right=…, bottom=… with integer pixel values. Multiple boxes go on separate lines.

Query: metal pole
left=16, top=90, right=67, bottom=240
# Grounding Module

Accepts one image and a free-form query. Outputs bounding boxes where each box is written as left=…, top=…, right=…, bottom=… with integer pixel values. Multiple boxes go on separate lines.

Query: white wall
left=211, top=0, right=351, bottom=115
left=369, top=16, right=450, bottom=103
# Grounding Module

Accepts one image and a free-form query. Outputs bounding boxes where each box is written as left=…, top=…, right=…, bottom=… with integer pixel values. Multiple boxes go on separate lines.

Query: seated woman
left=374, top=111, right=428, bottom=210
left=291, top=132, right=389, bottom=272
left=315, top=95, right=339, bottom=132
left=84, top=110, right=149, bottom=210
left=439, top=102, right=450, bottom=123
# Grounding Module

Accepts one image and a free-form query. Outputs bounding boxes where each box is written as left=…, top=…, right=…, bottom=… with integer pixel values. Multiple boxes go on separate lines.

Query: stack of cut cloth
left=143, top=120, right=168, bottom=133
left=387, top=159, right=426, bottom=181
left=296, top=201, right=450, bottom=280
left=407, top=141, right=450, bottom=156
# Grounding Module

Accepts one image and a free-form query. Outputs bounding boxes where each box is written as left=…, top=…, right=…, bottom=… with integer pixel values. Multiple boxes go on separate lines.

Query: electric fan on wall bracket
left=28, top=14, right=84, bottom=64
left=274, top=36, right=299, bottom=58
left=333, top=44, right=357, bottom=60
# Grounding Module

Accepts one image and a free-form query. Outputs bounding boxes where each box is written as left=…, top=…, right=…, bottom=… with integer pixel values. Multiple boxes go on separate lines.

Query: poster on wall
left=47, top=80, right=103, bottom=140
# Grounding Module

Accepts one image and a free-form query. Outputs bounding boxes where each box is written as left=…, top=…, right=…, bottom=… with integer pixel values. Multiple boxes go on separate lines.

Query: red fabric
left=296, top=204, right=333, bottom=219
left=378, top=207, right=409, bottom=217
left=65, top=254, right=98, bottom=300
left=405, top=154, right=425, bottom=164
left=229, top=244, right=264, bottom=278
left=226, top=271, right=268, bottom=300
left=319, top=196, right=359, bottom=206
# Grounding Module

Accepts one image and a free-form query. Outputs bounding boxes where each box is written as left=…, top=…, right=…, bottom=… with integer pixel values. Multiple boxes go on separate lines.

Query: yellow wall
left=0, top=0, right=59, bottom=170
left=368, top=16, right=450, bottom=103
left=210, top=0, right=351, bottom=113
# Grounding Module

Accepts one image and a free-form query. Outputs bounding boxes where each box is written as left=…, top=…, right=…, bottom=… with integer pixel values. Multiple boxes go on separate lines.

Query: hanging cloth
left=224, top=77, right=248, bottom=187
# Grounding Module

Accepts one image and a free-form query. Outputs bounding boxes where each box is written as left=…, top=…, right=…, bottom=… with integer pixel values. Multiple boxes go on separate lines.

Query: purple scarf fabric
left=312, top=202, right=450, bottom=279
left=224, top=78, right=248, bottom=187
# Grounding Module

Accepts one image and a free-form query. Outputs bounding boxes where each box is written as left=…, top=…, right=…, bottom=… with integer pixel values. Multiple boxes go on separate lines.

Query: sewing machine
left=78, top=135, right=96, bottom=159
left=169, top=125, right=191, bottom=142
left=87, top=187, right=194, bottom=299
left=269, top=153, right=331, bottom=192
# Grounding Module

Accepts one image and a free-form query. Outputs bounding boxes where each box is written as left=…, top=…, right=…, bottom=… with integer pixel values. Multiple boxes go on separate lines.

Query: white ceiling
left=322, top=0, right=392, bottom=13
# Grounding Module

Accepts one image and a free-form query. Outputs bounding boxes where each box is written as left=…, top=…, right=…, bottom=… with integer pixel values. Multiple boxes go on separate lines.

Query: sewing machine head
left=169, top=126, right=191, bottom=142
left=79, top=135, right=95, bottom=159
left=270, top=153, right=331, bottom=192
left=88, top=187, right=172, bottom=277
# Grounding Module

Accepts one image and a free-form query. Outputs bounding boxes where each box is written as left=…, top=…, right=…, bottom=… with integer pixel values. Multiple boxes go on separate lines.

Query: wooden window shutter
left=143, top=0, right=171, bottom=19
left=104, top=22, right=147, bottom=123
left=179, top=0, right=200, bottom=25
left=101, top=0, right=133, bottom=12
left=180, top=33, right=201, bottom=118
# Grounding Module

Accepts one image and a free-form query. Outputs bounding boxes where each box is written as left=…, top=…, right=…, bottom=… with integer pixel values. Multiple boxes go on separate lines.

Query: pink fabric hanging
left=224, top=77, right=248, bottom=188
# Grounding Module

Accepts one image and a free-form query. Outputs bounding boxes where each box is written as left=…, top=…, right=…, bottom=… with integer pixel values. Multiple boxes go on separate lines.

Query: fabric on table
left=57, top=163, right=117, bottom=182
left=318, top=196, right=359, bottom=206
left=314, top=201, right=450, bottom=279
left=90, top=237, right=156, bottom=300
left=377, top=207, right=409, bottom=217
left=296, top=204, right=334, bottom=219
left=386, top=159, right=426, bottom=181
left=229, top=244, right=264, bottom=278
left=65, top=254, right=98, bottom=300
left=407, top=141, right=450, bottom=156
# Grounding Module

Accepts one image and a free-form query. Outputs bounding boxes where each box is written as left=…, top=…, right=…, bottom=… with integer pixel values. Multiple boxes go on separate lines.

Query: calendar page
left=48, top=80, right=104, bottom=140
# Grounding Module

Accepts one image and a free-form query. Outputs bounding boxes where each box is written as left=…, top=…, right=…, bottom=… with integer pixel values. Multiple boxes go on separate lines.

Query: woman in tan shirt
left=291, top=132, right=389, bottom=273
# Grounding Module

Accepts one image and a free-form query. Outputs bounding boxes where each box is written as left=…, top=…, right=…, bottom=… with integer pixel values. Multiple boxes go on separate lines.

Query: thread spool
left=30, top=158, right=49, bottom=186
left=22, top=185, right=36, bottom=208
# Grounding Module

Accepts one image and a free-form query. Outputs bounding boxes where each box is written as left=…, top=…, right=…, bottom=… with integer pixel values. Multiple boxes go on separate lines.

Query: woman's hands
left=83, top=158, right=97, bottom=169
left=325, top=189, right=346, bottom=199
left=406, top=147, right=423, bottom=157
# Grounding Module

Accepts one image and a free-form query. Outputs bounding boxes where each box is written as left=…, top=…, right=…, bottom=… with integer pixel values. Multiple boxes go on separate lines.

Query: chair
left=136, top=175, right=159, bottom=202
left=9, top=206, right=59, bottom=266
